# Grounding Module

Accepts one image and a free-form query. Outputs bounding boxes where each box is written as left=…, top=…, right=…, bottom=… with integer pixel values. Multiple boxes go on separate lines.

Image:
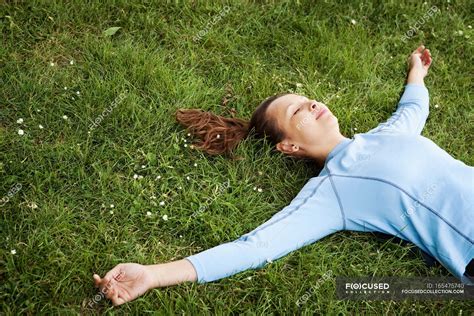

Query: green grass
left=1, top=0, right=473, bottom=314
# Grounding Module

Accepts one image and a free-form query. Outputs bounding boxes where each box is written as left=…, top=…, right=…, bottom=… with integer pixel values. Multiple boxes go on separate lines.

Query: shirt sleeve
left=185, top=176, right=344, bottom=283
left=367, top=83, right=430, bottom=135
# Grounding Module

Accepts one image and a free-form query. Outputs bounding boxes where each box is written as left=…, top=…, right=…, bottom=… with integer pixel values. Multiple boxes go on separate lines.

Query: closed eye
left=293, top=106, right=301, bottom=116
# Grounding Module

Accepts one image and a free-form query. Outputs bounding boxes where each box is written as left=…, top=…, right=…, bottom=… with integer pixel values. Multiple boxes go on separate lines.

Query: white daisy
left=28, top=202, right=38, bottom=209
left=17, top=118, right=23, bottom=124
left=146, top=211, right=152, bottom=217
left=64, top=86, right=68, bottom=90
left=109, top=210, right=114, bottom=215
left=62, top=115, right=68, bottom=120
left=186, top=176, right=190, bottom=180
left=133, top=174, right=139, bottom=179
left=162, top=214, right=168, bottom=221
left=141, top=165, right=146, bottom=169
left=138, top=175, right=143, bottom=180
left=18, top=129, right=24, bottom=136
left=193, top=163, right=198, bottom=167
left=70, top=60, right=74, bottom=65
left=76, top=91, right=80, bottom=95
left=39, top=125, right=44, bottom=129
left=50, top=62, right=55, bottom=66
left=184, top=144, right=188, bottom=147
left=110, top=204, right=115, bottom=208
left=253, top=186, right=257, bottom=190
left=11, top=249, right=17, bottom=255
left=257, top=188, right=263, bottom=192
left=178, top=186, right=182, bottom=190
left=187, top=133, right=191, bottom=136
left=159, top=201, right=165, bottom=206
left=179, top=235, right=183, bottom=238
left=434, top=104, right=439, bottom=108
left=155, top=175, right=161, bottom=180
left=350, top=19, right=357, bottom=25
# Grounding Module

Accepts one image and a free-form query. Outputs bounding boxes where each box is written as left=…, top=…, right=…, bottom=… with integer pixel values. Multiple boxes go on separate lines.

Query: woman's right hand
left=93, top=263, right=154, bottom=306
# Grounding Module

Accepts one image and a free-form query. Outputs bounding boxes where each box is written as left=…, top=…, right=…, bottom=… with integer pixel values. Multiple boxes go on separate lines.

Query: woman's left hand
left=408, top=45, right=432, bottom=78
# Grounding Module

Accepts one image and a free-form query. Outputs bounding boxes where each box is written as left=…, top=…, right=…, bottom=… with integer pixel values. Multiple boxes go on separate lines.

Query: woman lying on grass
left=93, top=45, right=474, bottom=306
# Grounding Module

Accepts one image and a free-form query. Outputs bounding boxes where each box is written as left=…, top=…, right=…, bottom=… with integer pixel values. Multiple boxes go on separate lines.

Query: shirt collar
left=325, top=136, right=354, bottom=163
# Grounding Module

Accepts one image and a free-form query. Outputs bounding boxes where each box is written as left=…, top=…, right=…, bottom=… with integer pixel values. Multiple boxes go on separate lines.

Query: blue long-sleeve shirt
left=185, top=84, right=474, bottom=285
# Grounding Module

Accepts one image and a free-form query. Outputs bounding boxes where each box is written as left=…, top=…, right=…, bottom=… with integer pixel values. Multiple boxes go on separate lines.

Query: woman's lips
left=316, top=108, right=328, bottom=120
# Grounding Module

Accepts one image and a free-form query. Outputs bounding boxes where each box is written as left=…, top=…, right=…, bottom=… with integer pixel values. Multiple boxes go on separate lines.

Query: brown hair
left=175, top=93, right=289, bottom=159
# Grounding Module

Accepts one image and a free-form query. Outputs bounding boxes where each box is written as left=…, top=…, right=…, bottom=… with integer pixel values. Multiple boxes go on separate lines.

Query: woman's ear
left=276, top=141, right=298, bottom=155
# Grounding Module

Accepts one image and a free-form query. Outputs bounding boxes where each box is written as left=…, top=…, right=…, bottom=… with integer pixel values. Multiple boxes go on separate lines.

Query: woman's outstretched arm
left=93, top=176, right=343, bottom=306
left=367, top=45, right=432, bottom=135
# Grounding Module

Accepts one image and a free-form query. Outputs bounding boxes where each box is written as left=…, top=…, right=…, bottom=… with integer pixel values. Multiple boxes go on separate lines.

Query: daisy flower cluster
left=15, top=68, right=80, bottom=136
left=181, top=132, right=196, bottom=149
left=50, top=58, right=80, bottom=99
left=16, top=116, right=50, bottom=136
left=251, top=170, right=265, bottom=193
left=16, top=113, right=71, bottom=136
left=99, top=131, right=266, bottom=228
left=49, top=59, right=75, bottom=67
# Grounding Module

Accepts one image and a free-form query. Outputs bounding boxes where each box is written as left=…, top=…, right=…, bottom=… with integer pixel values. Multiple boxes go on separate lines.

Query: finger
left=424, top=49, right=431, bottom=59
left=99, top=276, right=116, bottom=293
left=111, top=287, right=120, bottom=306
left=113, top=295, right=127, bottom=306
left=422, top=49, right=432, bottom=65
left=93, top=274, right=102, bottom=288
left=412, top=46, right=422, bottom=55
left=104, top=286, right=115, bottom=300
left=102, top=265, right=122, bottom=288
left=94, top=274, right=109, bottom=291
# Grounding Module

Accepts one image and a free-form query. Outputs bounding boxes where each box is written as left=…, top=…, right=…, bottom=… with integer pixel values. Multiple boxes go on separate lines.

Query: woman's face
left=267, top=94, right=341, bottom=156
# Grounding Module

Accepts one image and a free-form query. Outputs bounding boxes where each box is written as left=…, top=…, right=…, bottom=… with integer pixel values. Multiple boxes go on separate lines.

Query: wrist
left=146, top=259, right=198, bottom=289
left=145, top=264, right=162, bottom=290
left=407, top=69, right=425, bottom=85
